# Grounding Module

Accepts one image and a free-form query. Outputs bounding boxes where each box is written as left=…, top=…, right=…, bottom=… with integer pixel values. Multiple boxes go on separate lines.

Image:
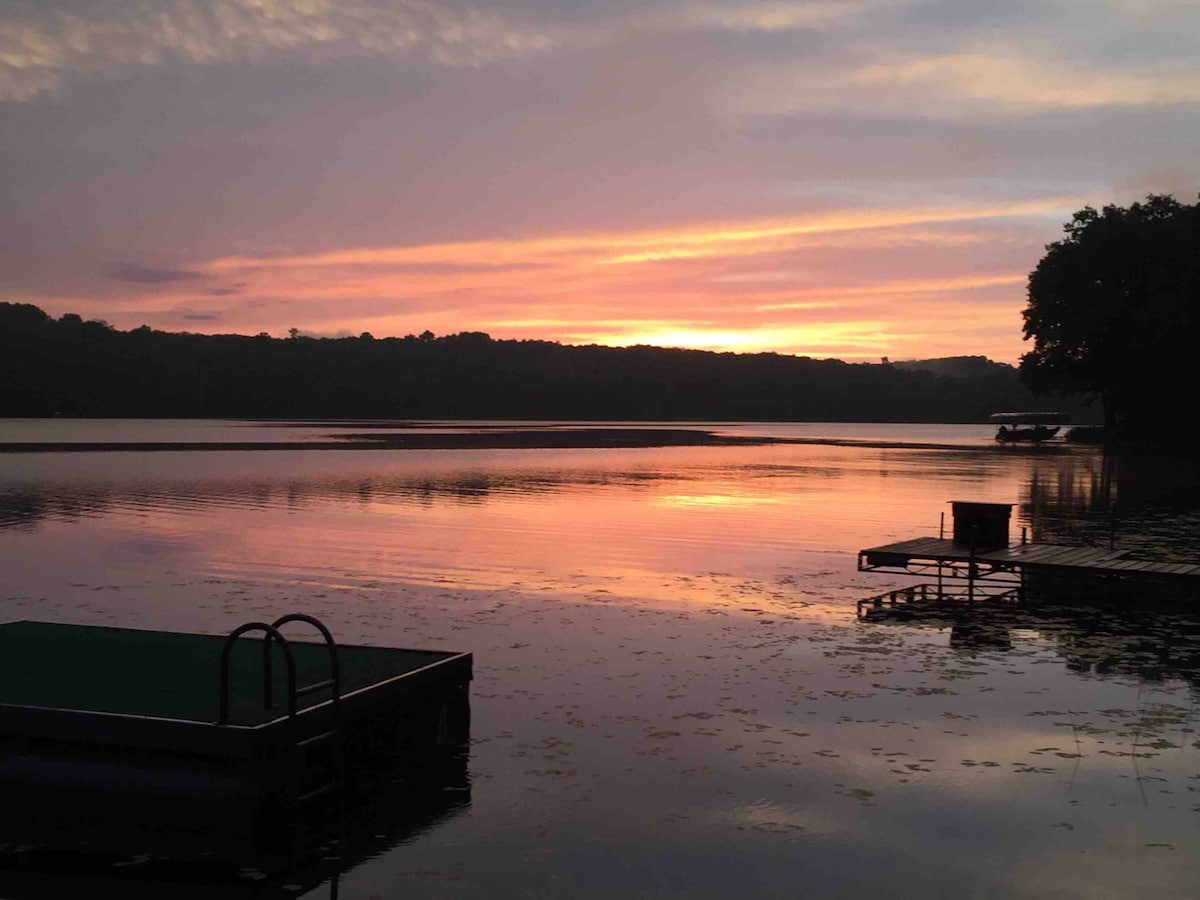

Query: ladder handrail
left=263, top=613, right=341, bottom=712
left=218, top=622, right=296, bottom=724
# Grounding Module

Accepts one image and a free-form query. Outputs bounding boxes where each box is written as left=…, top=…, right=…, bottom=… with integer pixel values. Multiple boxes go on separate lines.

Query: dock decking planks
left=859, top=536, right=1200, bottom=586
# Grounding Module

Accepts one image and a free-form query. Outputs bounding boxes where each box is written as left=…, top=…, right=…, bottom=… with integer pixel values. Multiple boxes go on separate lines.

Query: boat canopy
left=988, top=412, right=1072, bottom=425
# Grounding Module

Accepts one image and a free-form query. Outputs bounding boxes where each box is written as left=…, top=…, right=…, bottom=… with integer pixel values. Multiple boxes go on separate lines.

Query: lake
left=2, top=420, right=1199, bottom=898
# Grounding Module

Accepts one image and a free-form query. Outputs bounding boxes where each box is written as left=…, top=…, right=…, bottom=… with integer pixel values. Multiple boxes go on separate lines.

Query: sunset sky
left=2, top=1, right=1197, bottom=362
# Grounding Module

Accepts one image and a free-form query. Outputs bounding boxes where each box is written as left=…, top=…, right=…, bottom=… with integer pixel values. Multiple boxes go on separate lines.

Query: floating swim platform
left=0, top=617, right=472, bottom=867
left=0, top=619, right=471, bottom=756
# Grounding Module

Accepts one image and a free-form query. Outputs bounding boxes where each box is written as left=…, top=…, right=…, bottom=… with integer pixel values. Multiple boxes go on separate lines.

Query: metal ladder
left=217, top=614, right=344, bottom=858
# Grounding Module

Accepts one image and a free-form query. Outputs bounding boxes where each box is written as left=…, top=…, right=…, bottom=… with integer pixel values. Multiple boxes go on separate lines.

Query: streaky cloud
left=0, top=0, right=897, bottom=102
left=0, top=0, right=564, bottom=101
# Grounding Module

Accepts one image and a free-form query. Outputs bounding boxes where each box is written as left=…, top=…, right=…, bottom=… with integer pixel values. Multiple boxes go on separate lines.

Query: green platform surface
left=0, top=621, right=460, bottom=727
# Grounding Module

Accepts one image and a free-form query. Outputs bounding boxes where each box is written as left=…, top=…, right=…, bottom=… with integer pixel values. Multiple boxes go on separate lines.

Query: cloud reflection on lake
left=0, top=423, right=1198, bottom=897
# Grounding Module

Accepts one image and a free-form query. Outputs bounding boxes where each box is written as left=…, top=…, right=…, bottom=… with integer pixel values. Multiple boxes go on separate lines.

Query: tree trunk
left=1101, top=390, right=1118, bottom=435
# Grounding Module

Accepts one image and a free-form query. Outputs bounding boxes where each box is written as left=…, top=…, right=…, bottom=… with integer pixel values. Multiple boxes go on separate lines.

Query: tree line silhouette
left=1, top=302, right=1081, bottom=422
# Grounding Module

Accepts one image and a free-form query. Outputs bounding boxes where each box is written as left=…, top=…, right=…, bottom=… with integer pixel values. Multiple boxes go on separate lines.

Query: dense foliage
left=1020, top=194, right=1200, bottom=442
left=1, top=302, right=1075, bottom=422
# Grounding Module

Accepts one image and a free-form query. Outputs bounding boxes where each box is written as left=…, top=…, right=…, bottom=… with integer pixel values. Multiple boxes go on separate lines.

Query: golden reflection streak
left=655, top=494, right=784, bottom=508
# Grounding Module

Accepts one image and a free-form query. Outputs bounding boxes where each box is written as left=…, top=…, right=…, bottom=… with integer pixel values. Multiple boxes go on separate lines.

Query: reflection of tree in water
left=0, top=491, right=45, bottom=529
left=1022, top=453, right=1115, bottom=547
left=1103, top=451, right=1200, bottom=561
left=863, top=599, right=1200, bottom=692
left=0, top=467, right=688, bottom=530
left=1029, top=602, right=1200, bottom=693
left=1022, top=450, right=1200, bottom=562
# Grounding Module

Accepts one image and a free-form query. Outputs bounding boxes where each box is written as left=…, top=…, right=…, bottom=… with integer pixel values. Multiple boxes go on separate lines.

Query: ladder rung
left=295, top=678, right=336, bottom=698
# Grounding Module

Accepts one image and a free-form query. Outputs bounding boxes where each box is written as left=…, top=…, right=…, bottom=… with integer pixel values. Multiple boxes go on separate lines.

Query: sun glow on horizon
left=3, top=0, right=1196, bottom=376
left=581, top=322, right=904, bottom=358
left=16, top=198, right=1077, bottom=364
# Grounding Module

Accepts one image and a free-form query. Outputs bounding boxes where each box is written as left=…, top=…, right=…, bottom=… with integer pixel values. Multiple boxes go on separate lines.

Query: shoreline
left=0, top=427, right=1058, bottom=454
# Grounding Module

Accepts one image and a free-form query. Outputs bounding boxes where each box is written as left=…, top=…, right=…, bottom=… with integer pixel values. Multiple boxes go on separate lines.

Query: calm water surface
left=1, top=421, right=1199, bottom=898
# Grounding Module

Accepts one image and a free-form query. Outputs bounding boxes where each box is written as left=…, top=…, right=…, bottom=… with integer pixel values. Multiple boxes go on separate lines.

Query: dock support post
left=938, top=512, right=945, bottom=599
left=968, top=527, right=977, bottom=602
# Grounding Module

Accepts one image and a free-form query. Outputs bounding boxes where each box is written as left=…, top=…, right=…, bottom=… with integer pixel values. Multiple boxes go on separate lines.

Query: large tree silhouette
left=1020, top=194, right=1200, bottom=441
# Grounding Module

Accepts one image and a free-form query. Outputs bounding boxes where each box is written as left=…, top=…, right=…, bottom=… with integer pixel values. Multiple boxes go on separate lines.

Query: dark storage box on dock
left=950, top=501, right=1012, bottom=548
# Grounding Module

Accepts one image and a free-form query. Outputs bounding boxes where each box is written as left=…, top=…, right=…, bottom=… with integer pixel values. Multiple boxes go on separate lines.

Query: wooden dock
left=859, top=536, right=1200, bottom=591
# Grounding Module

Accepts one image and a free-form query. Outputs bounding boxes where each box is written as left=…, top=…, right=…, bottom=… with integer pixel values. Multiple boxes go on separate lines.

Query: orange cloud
left=21, top=197, right=1072, bottom=362
left=206, top=196, right=1072, bottom=274
left=187, top=199, right=1068, bottom=360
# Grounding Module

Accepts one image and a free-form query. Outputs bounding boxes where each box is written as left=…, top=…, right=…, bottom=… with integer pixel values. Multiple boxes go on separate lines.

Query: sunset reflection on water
left=1, top=424, right=1199, bottom=898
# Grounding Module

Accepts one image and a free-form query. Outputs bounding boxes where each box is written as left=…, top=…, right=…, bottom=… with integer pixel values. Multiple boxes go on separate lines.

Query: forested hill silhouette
left=0, top=303, right=1086, bottom=422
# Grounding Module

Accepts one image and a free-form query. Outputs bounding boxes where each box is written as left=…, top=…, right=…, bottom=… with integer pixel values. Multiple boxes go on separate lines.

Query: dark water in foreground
left=1, top=421, right=1199, bottom=898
